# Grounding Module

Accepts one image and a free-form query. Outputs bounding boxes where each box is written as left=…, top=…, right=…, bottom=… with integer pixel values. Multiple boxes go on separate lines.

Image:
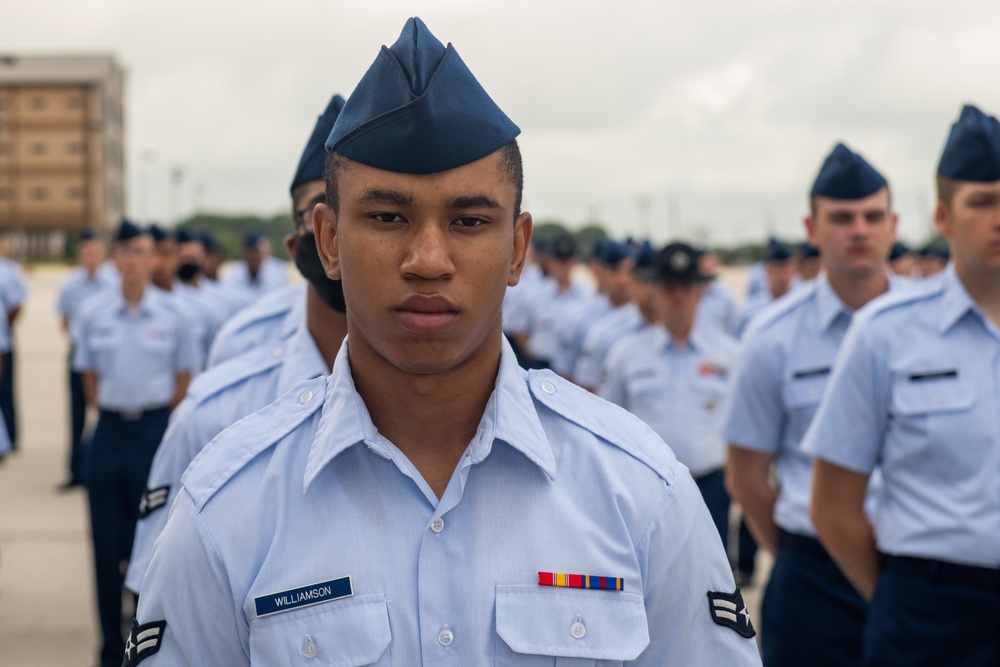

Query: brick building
left=0, top=55, right=125, bottom=259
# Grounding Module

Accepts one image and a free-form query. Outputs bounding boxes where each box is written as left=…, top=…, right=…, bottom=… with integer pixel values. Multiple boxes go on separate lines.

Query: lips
left=394, top=294, right=459, bottom=333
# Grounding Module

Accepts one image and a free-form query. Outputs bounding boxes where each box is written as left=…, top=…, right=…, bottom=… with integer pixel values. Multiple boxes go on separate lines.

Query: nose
left=400, top=221, right=455, bottom=281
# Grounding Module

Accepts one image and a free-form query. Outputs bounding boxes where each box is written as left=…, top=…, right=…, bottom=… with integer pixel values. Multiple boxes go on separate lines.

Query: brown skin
left=286, top=180, right=347, bottom=369
left=810, top=179, right=1000, bottom=600
left=314, top=150, right=531, bottom=498
left=765, top=259, right=795, bottom=299
left=605, top=259, right=635, bottom=308
left=654, top=281, right=706, bottom=347
left=798, top=256, right=822, bottom=281
left=84, top=235, right=190, bottom=409
left=177, top=241, right=205, bottom=286
left=727, top=187, right=896, bottom=557
left=151, top=238, right=178, bottom=291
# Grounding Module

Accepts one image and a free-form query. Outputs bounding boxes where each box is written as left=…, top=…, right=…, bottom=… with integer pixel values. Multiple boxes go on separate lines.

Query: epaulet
left=526, top=369, right=679, bottom=482
left=862, top=276, right=943, bottom=319
left=745, top=280, right=816, bottom=336
left=220, top=283, right=302, bottom=336
left=185, top=341, right=287, bottom=404
left=182, top=376, right=327, bottom=510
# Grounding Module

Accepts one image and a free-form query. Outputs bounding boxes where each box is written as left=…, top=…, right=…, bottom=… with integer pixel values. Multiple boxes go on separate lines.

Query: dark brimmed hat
left=654, top=242, right=712, bottom=284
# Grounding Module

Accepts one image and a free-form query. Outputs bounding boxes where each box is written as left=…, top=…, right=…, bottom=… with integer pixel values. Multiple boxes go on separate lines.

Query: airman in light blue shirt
left=132, top=19, right=760, bottom=667
left=206, top=281, right=305, bottom=366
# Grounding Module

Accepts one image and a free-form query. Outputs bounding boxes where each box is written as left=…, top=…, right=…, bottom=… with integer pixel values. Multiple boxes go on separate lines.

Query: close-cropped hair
left=809, top=187, right=894, bottom=217
left=935, top=175, right=960, bottom=207
left=323, top=140, right=524, bottom=220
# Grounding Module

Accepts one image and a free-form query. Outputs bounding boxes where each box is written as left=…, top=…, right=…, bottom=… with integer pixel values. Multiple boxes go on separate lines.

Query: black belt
left=99, top=406, right=169, bottom=422
left=881, top=554, right=1000, bottom=589
left=778, top=529, right=832, bottom=562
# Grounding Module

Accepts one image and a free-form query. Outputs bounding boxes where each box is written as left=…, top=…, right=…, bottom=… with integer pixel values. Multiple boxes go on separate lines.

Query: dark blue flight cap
left=764, top=238, right=793, bottom=262
left=600, top=240, right=632, bottom=266
left=201, top=231, right=221, bottom=252
left=632, top=241, right=656, bottom=279
left=149, top=224, right=168, bottom=242
left=243, top=230, right=264, bottom=249
left=811, top=143, right=887, bottom=200
left=116, top=219, right=146, bottom=243
left=888, top=241, right=910, bottom=262
left=937, top=104, right=1000, bottom=182
left=175, top=228, right=197, bottom=244
left=79, top=228, right=98, bottom=242
left=291, top=94, right=346, bottom=194
left=591, top=238, right=611, bottom=262
left=325, top=17, right=520, bottom=174
left=798, top=242, right=820, bottom=259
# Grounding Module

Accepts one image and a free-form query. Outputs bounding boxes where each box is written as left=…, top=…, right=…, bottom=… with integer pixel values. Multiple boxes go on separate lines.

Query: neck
left=663, top=314, right=695, bottom=347
left=121, top=281, right=146, bottom=307
left=770, top=284, right=789, bottom=300
left=556, top=276, right=572, bottom=292
left=347, top=329, right=502, bottom=498
left=826, top=267, right=890, bottom=312
left=305, top=285, right=347, bottom=370
left=954, top=262, right=1000, bottom=327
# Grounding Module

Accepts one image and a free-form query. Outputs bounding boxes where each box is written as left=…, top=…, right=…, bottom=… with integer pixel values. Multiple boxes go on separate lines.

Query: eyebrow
left=447, top=194, right=503, bottom=210
left=356, top=189, right=413, bottom=206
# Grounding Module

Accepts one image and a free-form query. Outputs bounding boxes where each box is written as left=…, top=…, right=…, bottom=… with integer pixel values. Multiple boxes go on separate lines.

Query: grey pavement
left=0, top=264, right=767, bottom=666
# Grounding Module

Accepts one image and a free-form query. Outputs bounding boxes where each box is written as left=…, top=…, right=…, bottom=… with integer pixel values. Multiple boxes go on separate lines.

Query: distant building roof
left=0, top=55, right=122, bottom=85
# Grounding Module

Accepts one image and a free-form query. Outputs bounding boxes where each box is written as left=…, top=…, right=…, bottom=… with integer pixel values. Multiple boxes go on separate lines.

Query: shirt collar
left=114, top=288, right=155, bottom=317
left=303, top=336, right=554, bottom=493
left=814, top=273, right=852, bottom=332
left=938, top=264, right=980, bottom=334
left=276, top=318, right=330, bottom=395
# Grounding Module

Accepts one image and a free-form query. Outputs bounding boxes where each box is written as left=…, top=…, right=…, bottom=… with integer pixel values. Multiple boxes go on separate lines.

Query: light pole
left=139, top=149, right=156, bottom=223
left=169, top=165, right=184, bottom=226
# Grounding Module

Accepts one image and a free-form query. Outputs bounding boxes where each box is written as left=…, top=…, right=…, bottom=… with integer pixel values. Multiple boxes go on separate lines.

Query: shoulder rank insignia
left=708, top=588, right=755, bottom=638
left=538, top=571, right=623, bottom=591
left=123, top=618, right=166, bottom=666
left=138, top=486, right=170, bottom=519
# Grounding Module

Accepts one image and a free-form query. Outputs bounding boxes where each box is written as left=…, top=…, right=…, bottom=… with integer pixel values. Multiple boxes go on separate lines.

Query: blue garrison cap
left=632, top=241, right=656, bottom=279
left=149, top=224, right=168, bottom=242
left=798, top=242, right=821, bottom=259
left=291, top=94, right=346, bottom=194
left=937, top=104, right=1000, bottom=182
left=79, top=228, right=98, bottom=242
left=888, top=241, right=910, bottom=262
left=325, top=17, right=520, bottom=174
left=764, top=238, right=793, bottom=262
left=599, top=240, right=632, bottom=266
left=243, top=231, right=264, bottom=249
left=116, top=219, right=146, bottom=243
left=811, top=143, right=887, bottom=200
left=175, top=228, right=196, bottom=244
left=201, top=231, right=221, bottom=252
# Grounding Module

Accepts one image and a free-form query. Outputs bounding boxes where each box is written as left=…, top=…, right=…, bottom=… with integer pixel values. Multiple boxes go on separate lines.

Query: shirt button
left=299, top=390, right=314, bottom=404
left=430, top=517, right=445, bottom=533
left=570, top=620, right=586, bottom=639
left=540, top=381, right=556, bottom=395
left=437, top=627, right=454, bottom=646
left=301, top=636, right=318, bottom=658
left=272, top=347, right=283, bottom=358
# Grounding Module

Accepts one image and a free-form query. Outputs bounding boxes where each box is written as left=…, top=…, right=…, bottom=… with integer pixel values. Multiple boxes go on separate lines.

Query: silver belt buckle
left=120, top=409, right=143, bottom=421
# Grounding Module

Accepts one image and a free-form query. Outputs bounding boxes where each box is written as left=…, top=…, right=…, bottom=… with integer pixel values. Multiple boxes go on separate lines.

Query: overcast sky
left=4, top=0, right=1000, bottom=245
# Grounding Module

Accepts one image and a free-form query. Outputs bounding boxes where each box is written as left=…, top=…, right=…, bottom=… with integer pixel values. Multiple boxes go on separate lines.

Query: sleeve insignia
left=122, top=618, right=166, bottom=666
left=707, top=588, right=756, bottom=638
left=137, top=486, right=170, bottom=519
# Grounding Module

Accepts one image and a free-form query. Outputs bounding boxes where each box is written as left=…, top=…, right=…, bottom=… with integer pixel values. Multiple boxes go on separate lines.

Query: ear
left=933, top=200, right=952, bottom=239
left=889, top=211, right=899, bottom=242
left=803, top=215, right=818, bottom=246
left=314, top=203, right=341, bottom=280
left=283, top=233, right=297, bottom=261
left=508, top=212, right=533, bottom=287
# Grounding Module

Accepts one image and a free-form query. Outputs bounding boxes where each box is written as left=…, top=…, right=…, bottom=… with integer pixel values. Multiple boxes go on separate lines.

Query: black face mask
left=177, top=262, right=200, bottom=282
left=294, top=231, right=346, bottom=313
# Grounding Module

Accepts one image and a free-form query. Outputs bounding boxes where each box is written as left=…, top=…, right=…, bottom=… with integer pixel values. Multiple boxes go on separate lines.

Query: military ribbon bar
left=538, top=572, right=623, bottom=591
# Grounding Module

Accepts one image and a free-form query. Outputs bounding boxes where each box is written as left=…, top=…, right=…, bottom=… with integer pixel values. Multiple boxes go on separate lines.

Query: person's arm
left=61, top=315, right=70, bottom=334
left=7, top=304, right=21, bottom=327
left=810, top=459, right=877, bottom=599
left=82, top=371, right=99, bottom=408
left=725, top=445, right=778, bottom=554
left=170, top=371, right=191, bottom=411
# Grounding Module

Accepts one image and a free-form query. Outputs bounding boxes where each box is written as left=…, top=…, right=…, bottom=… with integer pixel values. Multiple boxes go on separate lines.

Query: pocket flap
left=892, top=376, right=975, bottom=416
left=496, top=585, right=649, bottom=660
left=249, top=593, right=390, bottom=666
left=782, top=375, right=827, bottom=408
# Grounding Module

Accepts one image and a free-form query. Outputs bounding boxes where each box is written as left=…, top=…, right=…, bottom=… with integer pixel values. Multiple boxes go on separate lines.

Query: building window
left=68, top=186, right=86, bottom=199
left=31, top=97, right=46, bottom=110
left=67, top=141, right=85, bottom=154
left=31, top=187, right=47, bottom=200
left=66, top=96, right=83, bottom=110
left=31, top=142, right=46, bottom=155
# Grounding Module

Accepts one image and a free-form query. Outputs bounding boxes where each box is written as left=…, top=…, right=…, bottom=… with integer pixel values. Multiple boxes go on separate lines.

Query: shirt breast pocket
left=781, top=375, right=827, bottom=417
left=890, top=376, right=981, bottom=479
left=495, top=585, right=649, bottom=666
left=626, top=376, right=664, bottom=415
left=248, top=594, right=391, bottom=666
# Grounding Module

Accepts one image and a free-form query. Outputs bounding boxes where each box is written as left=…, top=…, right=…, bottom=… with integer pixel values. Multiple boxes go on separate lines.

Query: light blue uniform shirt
left=502, top=264, right=547, bottom=335
left=574, top=303, right=644, bottom=388
left=550, top=292, right=609, bottom=376
left=803, top=266, right=1000, bottom=568
left=600, top=323, right=736, bottom=477
left=72, top=289, right=197, bottom=410
left=697, top=280, right=738, bottom=336
left=135, top=339, right=762, bottom=665
left=207, top=281, right=305, bottom=367
left=721, top=273, right=882, bottom=537
left=126, top=318, right=327, bottom=593
left=56, top=265, right=119, bottom=327
left=224, top=257, right=290, bottom=295
left=0, top=257, right=27, bottom=312
left=523, top=281, right=594, bottom=362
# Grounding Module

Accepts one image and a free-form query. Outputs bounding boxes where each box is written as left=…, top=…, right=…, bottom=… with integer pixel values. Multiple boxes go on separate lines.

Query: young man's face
left=79, top=239, right=105, bottom=272
left=765, top=259, right=795, bottom=296
left=286, top=180, right=327, bottom=258
left=654, top=282, right=705, bottom=322
left=315, top=149, right=531, bottom=375
left=114, top=236, right=154, bottom=284
left=151, top=239, right=178, bottom=288
left=935, top=180, right=1000, bottom=274
left=806, top=188, right=896, bottom=280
